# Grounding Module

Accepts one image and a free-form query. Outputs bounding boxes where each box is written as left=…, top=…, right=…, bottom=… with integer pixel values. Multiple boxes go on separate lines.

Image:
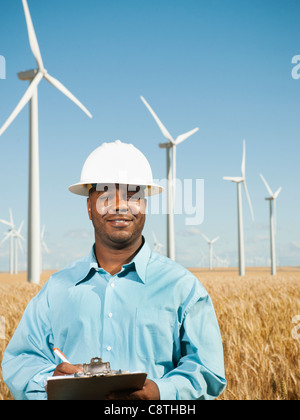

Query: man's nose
left=114, top=189, right=129, bottom=212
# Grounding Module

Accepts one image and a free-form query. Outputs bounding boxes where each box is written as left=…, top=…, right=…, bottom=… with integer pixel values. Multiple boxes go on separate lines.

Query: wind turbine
left=13, top=222, right=25, bottom=275
left=40, top=224, right=50, bottom=273
left=0, top=209, right=15, bottom=275
left=201, top=233, right=220, bottom=270
left=152, top=231, right=164, bottom=254
left=223, top=140, right=254, bottom=276
left=140, top=96, right=199, bottom=261
left=0, top=0, right=92, bottom=284
left=260, top=174, right=282, bottom=276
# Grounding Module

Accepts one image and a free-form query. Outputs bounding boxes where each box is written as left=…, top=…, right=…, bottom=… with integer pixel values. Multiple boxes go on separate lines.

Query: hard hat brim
left=68, top=181, right=164, bottom=197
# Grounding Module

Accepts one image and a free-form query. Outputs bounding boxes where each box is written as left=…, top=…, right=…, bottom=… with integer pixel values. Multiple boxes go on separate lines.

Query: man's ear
left=87, top=197, right=92, bottom=220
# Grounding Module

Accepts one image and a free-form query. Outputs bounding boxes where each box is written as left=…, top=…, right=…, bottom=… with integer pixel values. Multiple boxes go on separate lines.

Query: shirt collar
left=75, top=237, right=151, bottom=285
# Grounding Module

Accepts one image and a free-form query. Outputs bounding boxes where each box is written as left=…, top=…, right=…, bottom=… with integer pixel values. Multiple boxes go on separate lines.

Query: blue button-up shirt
left=2, top=240, right=226, bottom=400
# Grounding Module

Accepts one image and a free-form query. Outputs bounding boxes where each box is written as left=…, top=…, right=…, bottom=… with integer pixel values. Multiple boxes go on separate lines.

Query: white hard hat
left=69, top=140, right=164, bottom=197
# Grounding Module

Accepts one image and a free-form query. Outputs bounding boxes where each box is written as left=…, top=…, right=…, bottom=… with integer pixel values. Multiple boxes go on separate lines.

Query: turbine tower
left=201, top=233, right=220, bottom=270
left=0, top=209, right=15, bottom=275
left=260, top=174, right=282, bottom=276
left=0, top=0, right=92, bottom=284
left=223, top=140, right=254, bottom=276
left=140, top=96, right=199, bottom=261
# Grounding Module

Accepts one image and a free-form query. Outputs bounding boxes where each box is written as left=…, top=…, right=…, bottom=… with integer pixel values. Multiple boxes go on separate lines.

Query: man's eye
left=98, top=195, right=110, bottom=203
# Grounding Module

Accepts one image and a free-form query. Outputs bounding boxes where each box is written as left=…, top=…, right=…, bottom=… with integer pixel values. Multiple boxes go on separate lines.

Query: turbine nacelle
left=260, top=174, right=282, bottom=201
left=223, top=140, right=255, bottom=222
left=18, top=69, right=40, bottom=81
left=140, top=96, right=199, bottom=147
left=201, top=233, right=220, bottom=245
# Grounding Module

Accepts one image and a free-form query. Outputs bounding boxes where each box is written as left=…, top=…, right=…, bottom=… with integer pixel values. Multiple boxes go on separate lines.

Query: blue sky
left=0, top=0, right=299, bottom=271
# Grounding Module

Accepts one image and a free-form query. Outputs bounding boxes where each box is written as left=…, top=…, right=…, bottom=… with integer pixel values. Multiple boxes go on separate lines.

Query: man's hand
left=106, top=379, right=160, bottom=400
left=53, top=363, right=83, bottom=377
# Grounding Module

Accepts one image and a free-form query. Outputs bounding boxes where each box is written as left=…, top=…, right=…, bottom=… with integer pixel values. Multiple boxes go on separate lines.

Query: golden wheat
left=0, top=267, right=300, bottom=400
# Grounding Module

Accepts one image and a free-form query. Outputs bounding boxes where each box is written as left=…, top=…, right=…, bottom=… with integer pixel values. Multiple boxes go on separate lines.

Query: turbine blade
left=17, top=238, right=24, bottom=254
left=44, top=73, right=92, bottom=118
left=260, top=174, right=274, bottom=197
left=211, top=236, right=220, bottom=244
left=9, top=208, right=14, bottom=227
left=201, top=233, right=210, bottom=243
left=140, top=96, right=175, bottom=144
left=223, top=176, right=243, bottom=183
left=22, top=0, right=44, bottom=70
left=274, top=186, right=282, bottom=199
left=17, top=221, right=24, bottom=235
left=243, top=180, right=255, bottom=222
left=42, top=240, right=50, bottom=254
left=41, top=224, right=45, bottom=240
left=152, top=231, right=158, bottom=243
left=175, top=127, right=199, bottom=145
left=0, top=72, right=43, bottom=136
left=1, top=231, right=13, bottom=245
left=0, top=220, right=12, bottom=227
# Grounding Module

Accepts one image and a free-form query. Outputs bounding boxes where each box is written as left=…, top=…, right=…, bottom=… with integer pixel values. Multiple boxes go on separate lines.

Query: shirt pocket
left=135, top=307, right=176, bottom=363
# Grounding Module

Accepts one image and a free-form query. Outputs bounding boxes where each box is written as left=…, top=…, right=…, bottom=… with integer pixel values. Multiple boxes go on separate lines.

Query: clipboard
left=46, top=372, right=147, bottom=400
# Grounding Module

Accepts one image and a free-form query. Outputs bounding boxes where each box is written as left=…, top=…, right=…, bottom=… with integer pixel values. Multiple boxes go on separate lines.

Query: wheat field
left=0, top=267, right=299, bottom=400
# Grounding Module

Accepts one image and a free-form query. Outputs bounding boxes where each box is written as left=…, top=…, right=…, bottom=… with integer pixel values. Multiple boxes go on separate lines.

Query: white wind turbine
left=13, top=222, right=25, bottom=275
left=141, top=96, right=199, bottom=261
left=152, top=231, right=164, bottom=254
left=40, top=224, right=50, bottom=273
left=201, top=233, right=220, bottom=270
left=0, top=0, right=92, bottom=284
left=0, top=209, right=15, bottom=275
left=223, top=140, right=254, bottom=277
left=260, top=174, right=282, bottom=276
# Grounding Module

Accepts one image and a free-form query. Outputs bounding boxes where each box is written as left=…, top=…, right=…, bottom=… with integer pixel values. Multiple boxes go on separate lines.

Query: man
left=2, top=140, right=226, bottom=400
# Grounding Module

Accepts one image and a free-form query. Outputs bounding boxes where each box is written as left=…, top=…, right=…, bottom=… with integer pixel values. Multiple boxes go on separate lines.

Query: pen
left=53, top=348, right=71, bottom=364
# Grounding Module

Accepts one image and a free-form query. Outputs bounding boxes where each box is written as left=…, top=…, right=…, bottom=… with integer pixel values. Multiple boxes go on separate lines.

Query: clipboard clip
left=83, top=357, right=120, bottom=377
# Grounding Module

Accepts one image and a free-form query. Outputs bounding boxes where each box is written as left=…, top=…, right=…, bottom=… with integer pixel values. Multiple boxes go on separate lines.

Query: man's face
left=87, top=183, right=147, bottom=248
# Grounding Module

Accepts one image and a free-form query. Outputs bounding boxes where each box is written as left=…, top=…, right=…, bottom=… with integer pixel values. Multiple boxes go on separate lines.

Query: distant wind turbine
left=201, top=233, right=220, bottom=270
left=0, top=0, right=92, bottom=284
left=13, top=221, right=25, bottom=275
left=0, top=209, right=15, bottom=275
left=141, top=96, right=199, bottom=261
left=260, top=174, right=282, bottom=276
left=223, top=140, right=254, bottom=276
left=152, top=231, right=164, bottom=254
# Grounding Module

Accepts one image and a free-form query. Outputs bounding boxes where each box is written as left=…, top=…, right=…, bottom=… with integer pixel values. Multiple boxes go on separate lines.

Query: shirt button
left=108, top=313, right=113, bottom=318
left=110, top=283, right=115, bottom=288
left=107, top=346, right=112, bottom=351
